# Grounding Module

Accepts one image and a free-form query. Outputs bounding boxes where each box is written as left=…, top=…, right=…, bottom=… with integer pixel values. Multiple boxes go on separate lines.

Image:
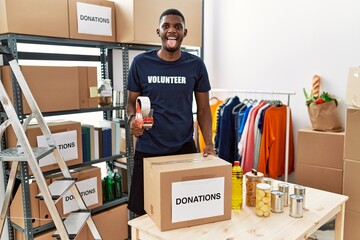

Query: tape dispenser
left=135, top=96, right=154, bottom=129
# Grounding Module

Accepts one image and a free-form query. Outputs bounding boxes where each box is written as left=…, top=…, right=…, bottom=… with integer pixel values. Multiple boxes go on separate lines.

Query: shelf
left=0, top=34, right=122, bottom=48
left=40, top=105, right=125, bottom=117
left=1, top=32, right=132, bottom=240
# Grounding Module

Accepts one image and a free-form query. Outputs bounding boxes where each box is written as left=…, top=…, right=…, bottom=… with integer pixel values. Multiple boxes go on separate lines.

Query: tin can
left=245, top=170, right=264, bottom=207
left=278, top=183, right=290, bottom=207
left=289, top=194, right=304, bottom=218
left=256, top=183, right=271, bottom=217
left=294, top=185, right=306, bottom=208
left=271, top=190, right=284, bottom=213
left=262, top=177, right=273, bottom=189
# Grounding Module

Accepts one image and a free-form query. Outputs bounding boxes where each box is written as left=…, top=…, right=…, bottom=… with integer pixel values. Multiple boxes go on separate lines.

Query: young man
left=126, top=8, right=214, bottom=216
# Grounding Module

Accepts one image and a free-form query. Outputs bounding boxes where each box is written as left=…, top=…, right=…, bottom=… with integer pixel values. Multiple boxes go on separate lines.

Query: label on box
left=76, top=2, right=112, bottom=36
left=62, top=177, right=99, bottom=214
left=171, top=177, right=225, bottom=223
left=37, top=130, right=78, bottom=167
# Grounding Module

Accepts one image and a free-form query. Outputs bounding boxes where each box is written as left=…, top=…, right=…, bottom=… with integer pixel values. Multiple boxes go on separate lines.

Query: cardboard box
left=297, top=129, right=344, bottom=169
left=343, top=159, right=360, bottom=212
left=10, top=180, right=40, bottom=229
left=68, top=0, right=116, bottom=42
left=78, top=67, right=98, bottom=109
left=344, top=107, right=360, bottom=161
left=1, top=65, right=80, bottom=114
left=0, top=0, right=69, bottom=38
left=40, top=166, right=103, bottom=224
left=295, top=163, right=343, bottom=194
left=144, top=153, right=231, bottom=231
left=112, top=0, right=202, bottom=47
left=344, top=210, right=360, bottom=240
left=6, top=121, right=83, bottom=174
left=88, top=204, right=128, bottom=240
left=346, top=67, right=360, bottom=107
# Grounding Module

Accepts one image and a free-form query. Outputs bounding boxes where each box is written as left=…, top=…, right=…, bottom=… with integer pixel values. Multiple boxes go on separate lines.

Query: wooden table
left=128, top=181, right=348, bottom=240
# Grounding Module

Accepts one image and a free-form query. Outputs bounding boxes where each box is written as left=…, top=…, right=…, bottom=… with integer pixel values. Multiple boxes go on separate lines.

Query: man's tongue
left=167, top=39, right=177, bottom=48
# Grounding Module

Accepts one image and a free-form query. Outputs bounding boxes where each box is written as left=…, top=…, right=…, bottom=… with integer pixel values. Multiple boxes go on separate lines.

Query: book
left=94, top=127, right=102, bottom=159
left=82, top=124, right=95, bottom=161
left=100, top=120, right=117, bottom=155
left=101, top=127, right=112, bottom=158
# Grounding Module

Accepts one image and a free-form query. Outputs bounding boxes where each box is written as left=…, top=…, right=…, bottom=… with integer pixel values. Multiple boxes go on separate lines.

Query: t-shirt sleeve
left=194, top=60, right=211, bottom=92
left=127, top=58, right=142, bottom=92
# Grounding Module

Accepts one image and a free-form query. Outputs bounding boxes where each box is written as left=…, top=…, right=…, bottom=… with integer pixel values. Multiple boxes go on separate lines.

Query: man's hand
left=130, top=117, right=144, bottom=138
left=203, top=144, right=215, bottom=157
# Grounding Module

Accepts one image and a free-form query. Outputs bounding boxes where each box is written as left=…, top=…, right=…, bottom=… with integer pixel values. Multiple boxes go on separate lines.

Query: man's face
left=157, top=14, right=187, bottom=52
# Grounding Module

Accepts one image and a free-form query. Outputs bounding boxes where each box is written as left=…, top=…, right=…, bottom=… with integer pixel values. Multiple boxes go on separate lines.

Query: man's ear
left=184, top=29, right=188, bottom=37
left=156, top=29, right=160, bottom=36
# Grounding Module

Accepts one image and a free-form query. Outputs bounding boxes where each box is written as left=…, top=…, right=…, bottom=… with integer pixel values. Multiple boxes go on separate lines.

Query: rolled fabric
left=312, top=75, right=320, bottom=98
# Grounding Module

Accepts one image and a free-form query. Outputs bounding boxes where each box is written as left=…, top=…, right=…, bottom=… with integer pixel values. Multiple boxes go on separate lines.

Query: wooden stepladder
left=0, top=46, right=102, bottom=239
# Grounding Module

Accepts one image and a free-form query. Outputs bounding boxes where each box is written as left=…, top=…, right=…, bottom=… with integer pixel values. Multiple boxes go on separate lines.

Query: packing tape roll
left=136, top=96, right=151, bottom=117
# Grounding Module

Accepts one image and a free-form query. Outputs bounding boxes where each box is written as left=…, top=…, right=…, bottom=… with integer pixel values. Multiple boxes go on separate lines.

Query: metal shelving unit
left=0, top=33, right=132, bottom=239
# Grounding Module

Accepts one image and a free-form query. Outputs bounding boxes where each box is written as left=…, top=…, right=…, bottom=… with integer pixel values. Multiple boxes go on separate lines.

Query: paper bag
left=307, top=100, right=343, bottom=132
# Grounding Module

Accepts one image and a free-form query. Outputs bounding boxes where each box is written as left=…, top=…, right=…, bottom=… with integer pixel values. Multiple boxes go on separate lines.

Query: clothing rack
left=210, top=88, right=296, bottom=182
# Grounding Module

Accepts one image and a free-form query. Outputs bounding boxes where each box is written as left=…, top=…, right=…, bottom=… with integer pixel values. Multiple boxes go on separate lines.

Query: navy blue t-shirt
left=127, top=49, right=211, bottom=154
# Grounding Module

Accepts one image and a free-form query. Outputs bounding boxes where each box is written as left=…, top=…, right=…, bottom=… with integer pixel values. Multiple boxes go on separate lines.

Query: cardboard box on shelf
left=68, top=0, right=116, bottom=42
left=295, top=163, right=343, bottom=194
left=6, top=121, right=83, bottom=174
left=40, top=166, right=103, bottom=224
left=1, top=65, right=80, bottom=114
left=144, top=153, right=231, bottom=231
left=10, top=180, right=40, bottom=229
left=343, top=159, right=360, bottom=213
left=111, top=0, right=202, bottom=47
left=1, top=65, right=98, bottom=114
left=297, top=129, right=344, bottom=169
left=85, top=204, right=128, bottom=240
left=78, top=67, right=99, bottom=109
left=344, top=107, right=360, bottom=161
left=0, top=0, right=69, bottom=38
left=344, top=210, right=360, bottom=240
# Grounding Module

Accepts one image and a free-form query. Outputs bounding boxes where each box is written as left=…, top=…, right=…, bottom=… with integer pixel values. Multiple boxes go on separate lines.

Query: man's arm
left=195, top=91, right=215, bottom=156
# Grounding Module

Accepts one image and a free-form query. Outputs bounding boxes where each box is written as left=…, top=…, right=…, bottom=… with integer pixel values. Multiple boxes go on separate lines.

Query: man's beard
left=164, top=46, right=179, bottom=52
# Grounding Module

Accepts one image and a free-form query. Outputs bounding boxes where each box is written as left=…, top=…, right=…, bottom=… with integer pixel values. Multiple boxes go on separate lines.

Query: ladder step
left=0, top=146, right=55, bottom=162
left=36, top=178, right=76, bottom=202
left=53, top=211, right=91, bottom=239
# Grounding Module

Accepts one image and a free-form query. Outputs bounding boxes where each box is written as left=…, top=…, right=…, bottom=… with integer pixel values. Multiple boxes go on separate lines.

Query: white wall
left=203, top=0, right=360, bottom=169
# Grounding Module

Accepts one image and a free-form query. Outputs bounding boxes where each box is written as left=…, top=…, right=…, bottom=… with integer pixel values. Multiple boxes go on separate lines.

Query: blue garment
left=217, top=96, right=240, bottom=164
left=127, top=50, right=211, bottom=154
left=239, top=105, right=252, bottom=135
left=235, top=107, right=246, bottom=161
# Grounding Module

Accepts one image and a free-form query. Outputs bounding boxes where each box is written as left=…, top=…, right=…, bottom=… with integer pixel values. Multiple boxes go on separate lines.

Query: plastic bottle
left=232, top=161, right=243, bottom=210
left=113, top=168, right=122, bottom=199
left=104, top=175, right=115, bottom=202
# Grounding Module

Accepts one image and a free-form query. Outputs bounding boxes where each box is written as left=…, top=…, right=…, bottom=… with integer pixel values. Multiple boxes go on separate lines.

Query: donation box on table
left=144, top=153, right=232, bottom=231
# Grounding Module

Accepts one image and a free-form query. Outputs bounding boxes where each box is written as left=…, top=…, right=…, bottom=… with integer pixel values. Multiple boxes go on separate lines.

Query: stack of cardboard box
left=0, top=0, right=202, bottom=47
left=343, top=107, right=360, bottom=240
left=295, top=129, right=344, bottom=194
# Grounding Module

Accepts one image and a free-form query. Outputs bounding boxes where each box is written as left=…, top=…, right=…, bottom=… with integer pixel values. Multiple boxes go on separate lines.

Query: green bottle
left=113, top=168, right=122, bottom=199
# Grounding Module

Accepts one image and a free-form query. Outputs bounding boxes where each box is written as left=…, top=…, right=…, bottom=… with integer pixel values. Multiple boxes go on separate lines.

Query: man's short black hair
left=159, top=8, right=185, bottom=24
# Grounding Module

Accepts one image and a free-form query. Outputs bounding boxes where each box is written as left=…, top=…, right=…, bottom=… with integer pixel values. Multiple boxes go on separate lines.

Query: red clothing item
left=242, top=101, right=267, bottom=173
left=258, top=105, right=294, bottom=178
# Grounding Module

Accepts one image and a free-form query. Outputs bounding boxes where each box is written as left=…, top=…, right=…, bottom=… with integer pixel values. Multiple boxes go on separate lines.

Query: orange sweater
left=258, top=105, right=294, bottom=178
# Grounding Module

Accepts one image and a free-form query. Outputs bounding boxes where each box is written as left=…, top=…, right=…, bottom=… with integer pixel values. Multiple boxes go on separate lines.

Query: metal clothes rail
left=210, top=88, right=296, bottom=182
